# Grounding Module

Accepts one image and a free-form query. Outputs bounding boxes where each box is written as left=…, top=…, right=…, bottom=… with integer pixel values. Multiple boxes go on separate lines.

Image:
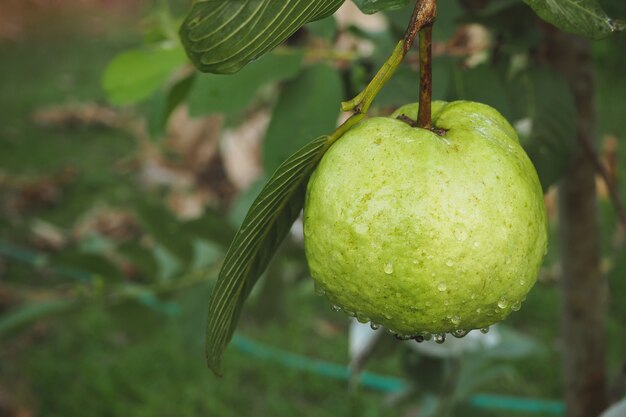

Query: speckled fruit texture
left=303, top=101, right=547, bottom=336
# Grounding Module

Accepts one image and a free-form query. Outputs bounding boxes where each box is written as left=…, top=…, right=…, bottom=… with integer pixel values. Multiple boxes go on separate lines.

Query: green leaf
left=263, top=64, right=342, bottom=174
left=102, top=44, right=187, bottom=105
left=523, top=0, right=625, bottom=39
left=51, top=251, right=122, bottom=281
left=206, top=134, right=331, bottom=375
left=134, top=201, right=194, bottom=265
left=352, top=0, right=412, bottom=14
left=188, top=52, right=303, bottom=119
left=180, top=208, right=237, bottom=249
left=145, top=73, right=196, bottom=139
left=0, top=300, right=78, bottom=337
left=180, top=0, right=345, bottom=74
left=517, top=69, right=577, bottom=190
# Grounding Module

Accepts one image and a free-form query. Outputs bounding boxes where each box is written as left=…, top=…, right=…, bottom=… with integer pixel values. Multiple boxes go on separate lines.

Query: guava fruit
left=303, top=100, right=547, bottom=339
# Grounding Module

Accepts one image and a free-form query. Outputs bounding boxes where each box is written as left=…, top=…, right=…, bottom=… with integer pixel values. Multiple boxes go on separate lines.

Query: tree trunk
left=544, top=28, right=609, bottom=417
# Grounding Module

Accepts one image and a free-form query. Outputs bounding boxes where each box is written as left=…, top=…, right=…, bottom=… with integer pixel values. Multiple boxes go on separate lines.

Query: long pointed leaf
left=180, top=0, right=344, bottom=74
left=523, top=0, right=625, bottom=39
left=206, top=135, right=331, bottom=374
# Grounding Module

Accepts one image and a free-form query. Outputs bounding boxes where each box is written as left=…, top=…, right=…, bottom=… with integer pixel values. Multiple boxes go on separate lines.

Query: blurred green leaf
left=145, top=73, right=196, bottom=139
left=518, top=69, right=576, bottom=190
left=188, top=52, right=304, bottom=119
left=263, top=64, right=342, bottom=174
left=180, top=208, right=237, bottom=249
left=0, top=300, right=78, bottom=337
left=179, top=0, right=344, bottom=74
left=52, top=251, right=122, bottom=281
left=523, top=0, right=625, bottom=39
left=118, top=241, right=160, bottom=280
left=352, top=0, right=412, bottom=14
left=134, top=202, right=194, bottom=265
left=206, top=134, right=332, bottom=375
left=449, top=63, right=513, bottom=119
left=102, top=45, right=187, bottom=105
left=306, top=16, right=339, bottom=40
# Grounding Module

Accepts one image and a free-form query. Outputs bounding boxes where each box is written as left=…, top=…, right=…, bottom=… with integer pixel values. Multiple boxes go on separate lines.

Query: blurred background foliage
left=0, top=0, right=625, bottom=416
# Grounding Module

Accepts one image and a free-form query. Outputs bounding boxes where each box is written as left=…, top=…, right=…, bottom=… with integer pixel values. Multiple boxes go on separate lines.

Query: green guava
left=303, top=100, right=547, bottom=339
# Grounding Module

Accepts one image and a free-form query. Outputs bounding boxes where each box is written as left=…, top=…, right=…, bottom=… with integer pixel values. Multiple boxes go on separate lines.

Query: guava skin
left=303, top=100, right=547, bottom=336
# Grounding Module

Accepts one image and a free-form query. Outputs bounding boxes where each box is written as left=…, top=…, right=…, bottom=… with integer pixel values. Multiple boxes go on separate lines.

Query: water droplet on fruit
left=370, top=322, right=380, bottom=330
left=437, top=282, right=447, bottom=292
left=450, top=316, right=461, bottom=325
left=344, top=309, right=355, bottom=317
left=434, top=333, right=446, bottom=344
left=480, top=327, right=490, bottom=334
left=476, top=308, right=482, bottom=313
left=470, top=294, right=476, bottom=300
left=511, top=300, right=522, bottom=311
left=421, top=332, right=432, bottom=341
left=497, top=297, right=508, bottom=309
left=331, top=304, right=342, bottom=312
left=314, top=282, right=325, bottom=296
left=395, top=333, right=412, bottom=341
left=445, top=259, right=454, bottom=267
left=473, top=241, right=481, bottom=248
left=383, top=313, right=392, bottom=320
left=451, top=329, right=469, bottom=338
left=519, top=279, right=526, bottom=286
left=384, top=262, right=394, bottom=274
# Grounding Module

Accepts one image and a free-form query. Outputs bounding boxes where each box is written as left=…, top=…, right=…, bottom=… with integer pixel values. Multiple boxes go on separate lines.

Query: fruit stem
left=418, top=24, right=433, bottom=129
left=341, top=0, right=437, bottom=115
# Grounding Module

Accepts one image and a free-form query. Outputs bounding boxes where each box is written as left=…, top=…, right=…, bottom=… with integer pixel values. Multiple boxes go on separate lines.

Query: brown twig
left=418, top=25, right=433, bottom=129
left=403, top=0, right=437, bottom=54
left=579, top=134, right=626, bottom=232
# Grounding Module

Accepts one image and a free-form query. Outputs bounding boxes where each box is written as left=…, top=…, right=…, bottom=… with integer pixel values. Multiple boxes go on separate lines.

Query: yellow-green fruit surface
left=303, top=101, right=547, bottom=336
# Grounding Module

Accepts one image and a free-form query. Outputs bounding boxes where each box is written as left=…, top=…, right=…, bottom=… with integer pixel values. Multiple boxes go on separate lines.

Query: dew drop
left=370, top=322, right=380, bottom=330
left=519, top=279, right=527, bottom=286
left=414, top=335, right=425, bottom=343
left=476, top=308, right=482, bottom=314
left=344, top=309, right=355, bottom=317
left=434, top=333, right=446, bottom=344
left=445, top=259, right=454, bottom=267
left=473, top=241, right=481, bottom=248
left=331, top=304, right=342, bottom=312
left=470, top=294, right=476, bottom=300
left=450, top=316, right=461, bottom=326
left=511, top=300, right=522, bottom=311
left=383, top=313, right=393, bottom=320
left=497, top=297, right=508, bottom=309
left=437, top=282, right=447, bottom=292
left=384, top=261, right=394, bottom=274
left=395, top=333, right=412, bottom=341
left=480, top=327, right=490, bottom=334
left=451, top=329, right=469, bottom=338
left=421, top=332, right=433, bottom=341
